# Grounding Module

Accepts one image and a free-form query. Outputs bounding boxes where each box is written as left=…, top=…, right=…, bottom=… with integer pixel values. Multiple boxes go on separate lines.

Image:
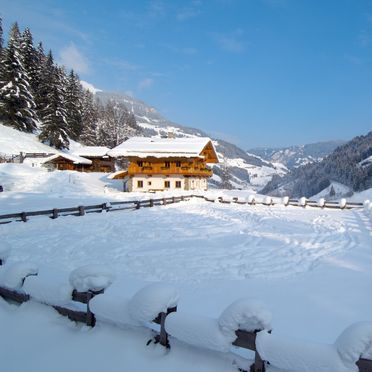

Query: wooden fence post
left=163, top=198, right=167, bottom=206
left=150, top=199, right=154, bottom=207
left=86, top=291, right=95, bottom=327
left=172, top=196, right=176, bottom=204
left=20, top=212, right=27, bottom=222
left=136, top=201, right=141, bottom=210
left=181, top=195, right=184, bottom=201
left=78, top=206, right=85, bottom=216
left=52, top=208, right=59, bottom=219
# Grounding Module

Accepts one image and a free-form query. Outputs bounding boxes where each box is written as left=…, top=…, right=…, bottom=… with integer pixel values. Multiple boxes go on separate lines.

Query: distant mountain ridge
left=262, top=132, right=372, bottom=197
left=248, top=140, right=345, bottom=169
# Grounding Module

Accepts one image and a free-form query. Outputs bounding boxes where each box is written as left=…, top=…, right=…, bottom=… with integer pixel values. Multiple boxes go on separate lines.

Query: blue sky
left=1, top=0, right=372, bottom=148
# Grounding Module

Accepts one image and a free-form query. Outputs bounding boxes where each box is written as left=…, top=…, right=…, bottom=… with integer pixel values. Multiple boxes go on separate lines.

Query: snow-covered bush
left=0, top=261, right=38, bottom=289
left=299, top=197, right=307, bottom=207
left=339, top=198, right=347, bottom=209
left=264, top=196, right=272, bottom=205
left=218, top=298, right=272, bottom=343
left=318, top=198, right=326, bottom=208
left=282, top=196, right=289, bottom=206
left=69, top=264, right=115, bottom=292
left=0, top=241, right=12, bottom=264
left=128, top=282, right=179, bottom=324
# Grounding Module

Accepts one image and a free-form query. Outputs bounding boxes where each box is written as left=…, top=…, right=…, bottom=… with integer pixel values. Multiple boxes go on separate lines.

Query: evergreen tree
left=97, top=100, right=142, bottom=148
left=329, top=185, right=335, bottom=198
left=220, top=158, right=233, bottom=190
left=0, top=17, right=3, bottom=52
left=39, top=64, right=69, bottom=149
left=20, top=28, right=39, bottom=95
left=0, top=22, right=38, bottom=132
left=33, top=42, right=47, bottom=117
left=65, top=70, right=83, bottom=140
left=0, top=17, right=4, bottom=82
left=80, top=90, right=99, bottom=145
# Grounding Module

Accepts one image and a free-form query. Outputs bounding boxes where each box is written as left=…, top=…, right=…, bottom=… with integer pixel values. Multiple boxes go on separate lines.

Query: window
left=175, top=161, right=181, bottom=167
left=164, top=181, right=170, bottom=188
left=137, top=161, right=143, bottom=167
left=164, top=161, right=170, bottom=168
left=148, top=181, right=152, bottom=185
left=137, top=180, right=143, bottom=188
left=175, top=181, right=181, bottom=188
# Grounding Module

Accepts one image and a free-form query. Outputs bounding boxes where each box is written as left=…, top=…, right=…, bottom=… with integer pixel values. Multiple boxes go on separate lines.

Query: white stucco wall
left=127, top=175, right=208, bottom=192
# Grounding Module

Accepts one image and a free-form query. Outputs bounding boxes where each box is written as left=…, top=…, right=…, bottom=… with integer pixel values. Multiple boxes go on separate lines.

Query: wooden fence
left=0, top=194, right=364, bottom=225
left=0, top=263, right=371, bottom=372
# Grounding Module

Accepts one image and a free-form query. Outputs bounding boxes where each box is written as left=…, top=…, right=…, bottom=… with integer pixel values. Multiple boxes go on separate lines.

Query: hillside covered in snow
left=262, top=131, right=372, bottom=198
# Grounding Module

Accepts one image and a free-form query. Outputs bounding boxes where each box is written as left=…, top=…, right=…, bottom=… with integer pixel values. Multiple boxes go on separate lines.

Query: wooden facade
left=82, top=156, right=115, bottom=173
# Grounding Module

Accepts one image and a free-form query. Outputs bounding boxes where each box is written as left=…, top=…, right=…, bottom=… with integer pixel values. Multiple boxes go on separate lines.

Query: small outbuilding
left=42, top=153, right=92, bottom=171
left=72, top=147, right=115, bottom=173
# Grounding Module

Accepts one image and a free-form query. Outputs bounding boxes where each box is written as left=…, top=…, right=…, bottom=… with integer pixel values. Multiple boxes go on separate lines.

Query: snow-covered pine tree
left=65, top=70, right=83, bottom=140
left=33, top=42, right=47, bottom=118
left=0, top=22, right=38, bottom=132
left=0, top=17, right=3, bottom=50
left=220, top=158, right=233, bottom=190
left=0, top=17, right=4, bottom=82
left=39, top=62, right=69, bottom=149
left=20, top=28, right=39, bottom=97
left=80, top=89, right=99, bottom=145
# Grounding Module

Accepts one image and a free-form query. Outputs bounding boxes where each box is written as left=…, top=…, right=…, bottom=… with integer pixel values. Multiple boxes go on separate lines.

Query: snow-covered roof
left=43, top=153, right=92, bottom=165
left=108, top=136, right=217, bottom=160
left=72, top=146, right=110, bottom=158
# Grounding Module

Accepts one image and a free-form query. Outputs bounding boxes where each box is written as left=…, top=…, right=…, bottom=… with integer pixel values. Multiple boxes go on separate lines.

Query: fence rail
left=0, top=272, right=371, bottom=372
left=0, top=194, right=364, bottom=225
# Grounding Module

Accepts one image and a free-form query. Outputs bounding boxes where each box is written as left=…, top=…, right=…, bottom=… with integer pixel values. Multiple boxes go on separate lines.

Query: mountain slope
left=248, top=140, right=345, bottom=169
left=262, top=131, right=372, bottom=197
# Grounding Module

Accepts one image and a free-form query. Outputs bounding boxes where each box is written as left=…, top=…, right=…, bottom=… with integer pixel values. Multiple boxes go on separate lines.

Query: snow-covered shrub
left=264, top=196, right=272, bottom=205
left=282, top=196, right=289, bottom=206
left=256, top=331, right=352, bottom=372
left=335, top=321, right=372, bottom=364
left=0, top=261, right=38, bottom=289
left=165, top=312, right=232, bottom=352
left=318, top=198, right=326, bottom=208
left=247, top=195, right=255, bottom=204
left=339, top=198, right=347, bottom=209
left=128, top=283, right=179, bottom=324
left=0, top=241, right=11, bottom=264
left=299, top=197, right=307, bottom=207
left=218, top=298, right=272, bottom=343
left=69, top=264, right=115, bottom=292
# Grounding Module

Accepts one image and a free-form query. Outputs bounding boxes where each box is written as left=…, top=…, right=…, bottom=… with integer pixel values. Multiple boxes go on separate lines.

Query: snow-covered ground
left=1, top=164, right=372, bottom=371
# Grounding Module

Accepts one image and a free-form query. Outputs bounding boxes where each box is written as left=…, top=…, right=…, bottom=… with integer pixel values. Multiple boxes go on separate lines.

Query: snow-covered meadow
left=1, top=164, right=372, bottom=371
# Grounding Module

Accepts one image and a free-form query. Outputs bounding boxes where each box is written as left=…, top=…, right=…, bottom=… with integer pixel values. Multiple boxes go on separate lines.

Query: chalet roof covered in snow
left=108, top=137, right=219, bottom=162
left=43, top=153, right=92, bottom=165
left=72, top=146, right=111, bottom=158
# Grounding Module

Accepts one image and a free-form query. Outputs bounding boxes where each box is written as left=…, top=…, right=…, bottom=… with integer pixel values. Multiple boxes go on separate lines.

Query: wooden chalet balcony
left=128, top=163, right=213, bottom=177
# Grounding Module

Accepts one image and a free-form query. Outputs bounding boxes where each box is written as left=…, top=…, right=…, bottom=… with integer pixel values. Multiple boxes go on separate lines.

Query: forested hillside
left=262, top=131, right=372, bottom=197
left=0, top=19, right=142, bottom=150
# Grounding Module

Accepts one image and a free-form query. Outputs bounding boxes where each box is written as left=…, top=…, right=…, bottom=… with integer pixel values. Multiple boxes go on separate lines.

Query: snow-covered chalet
left=108, top=137, right=219, bottom=192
